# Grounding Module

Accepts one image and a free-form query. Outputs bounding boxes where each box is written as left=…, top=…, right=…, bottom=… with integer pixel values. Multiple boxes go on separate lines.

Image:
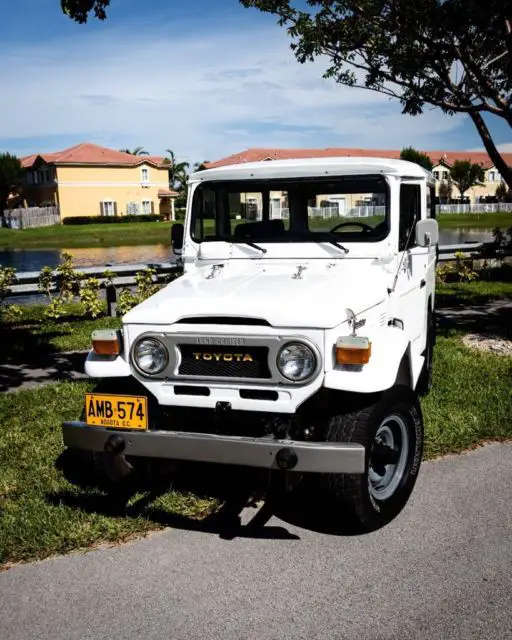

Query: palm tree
left=120, top=146, right=149, bottom=156
left=165, top=149, right=190, bottom=190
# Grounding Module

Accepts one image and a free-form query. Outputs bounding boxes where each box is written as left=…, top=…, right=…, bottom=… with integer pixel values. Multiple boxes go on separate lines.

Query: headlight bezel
left=276, top=341, right=318, bottom=383
left=131, top=336, right=169, bottom=376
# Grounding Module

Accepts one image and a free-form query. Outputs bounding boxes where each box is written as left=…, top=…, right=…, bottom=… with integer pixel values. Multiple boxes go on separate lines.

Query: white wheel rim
left=368, top=414, right=409, bottom=502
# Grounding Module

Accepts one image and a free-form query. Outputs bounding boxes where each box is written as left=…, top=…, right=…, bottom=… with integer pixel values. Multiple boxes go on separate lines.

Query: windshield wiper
left=326, top=239, right=349, bottom=254
left=232, top=240, right=267, bottom=254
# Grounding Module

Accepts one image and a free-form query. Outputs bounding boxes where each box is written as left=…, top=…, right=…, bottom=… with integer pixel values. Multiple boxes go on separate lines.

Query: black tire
left=417, top=306, right=435, bottom=396
left=324, top=386, right=424, bottom=532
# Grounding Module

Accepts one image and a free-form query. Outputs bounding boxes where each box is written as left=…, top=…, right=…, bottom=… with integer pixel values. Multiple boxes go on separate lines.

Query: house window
left=141, top=167, right=149, bottom=184
left=100, top=201, right=117, bottom=216
left=488, top=171, right=496, bottom=182
left=142, top=200, right=153, bottom=214
left=433, top=171, right=439, bottom=180
left=33, top=171, right=39, bottom=185
left=442, top=171, right=449, bottom=180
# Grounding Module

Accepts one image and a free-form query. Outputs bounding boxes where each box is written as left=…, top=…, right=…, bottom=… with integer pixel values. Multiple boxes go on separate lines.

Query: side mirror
left=171, top=223, right=184, bottom=255
left=415, top=219, right=439, bottom=248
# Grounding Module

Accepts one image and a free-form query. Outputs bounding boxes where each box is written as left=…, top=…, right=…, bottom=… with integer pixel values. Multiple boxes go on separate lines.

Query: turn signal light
left=336, top=336, right=371, bottom=365
left=92, top=330, right=121, bottom=356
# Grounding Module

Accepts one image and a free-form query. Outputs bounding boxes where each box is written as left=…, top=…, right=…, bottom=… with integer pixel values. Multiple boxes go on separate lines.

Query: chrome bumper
left=62, top=422, right=366, bottom=474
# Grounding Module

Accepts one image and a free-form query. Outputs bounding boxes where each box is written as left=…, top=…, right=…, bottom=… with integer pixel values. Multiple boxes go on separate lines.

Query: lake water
left=0, top=228, right=495, bottom=273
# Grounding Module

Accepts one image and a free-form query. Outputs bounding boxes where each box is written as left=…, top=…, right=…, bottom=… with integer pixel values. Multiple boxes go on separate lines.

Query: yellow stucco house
left=21, top=143, right=179, bottom=220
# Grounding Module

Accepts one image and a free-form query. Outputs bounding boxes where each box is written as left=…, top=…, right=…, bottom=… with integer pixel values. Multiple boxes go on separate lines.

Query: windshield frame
left=190, top=174, right=391, bottom=245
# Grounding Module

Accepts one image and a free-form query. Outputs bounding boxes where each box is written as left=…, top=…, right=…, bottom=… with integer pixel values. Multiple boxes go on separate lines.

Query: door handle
left=420, top=279, right=426, bottom=288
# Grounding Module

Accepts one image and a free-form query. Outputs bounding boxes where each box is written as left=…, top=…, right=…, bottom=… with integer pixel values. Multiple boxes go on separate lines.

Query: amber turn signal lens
left=336, top=344, right=372, bottom=365
left=92, top=330, right=121, bottom=356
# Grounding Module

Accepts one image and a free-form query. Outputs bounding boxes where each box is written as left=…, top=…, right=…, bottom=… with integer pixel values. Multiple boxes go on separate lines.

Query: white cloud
left=468, top=142, right=512, bottom=153
left=0, top=22, right=465, bottom=163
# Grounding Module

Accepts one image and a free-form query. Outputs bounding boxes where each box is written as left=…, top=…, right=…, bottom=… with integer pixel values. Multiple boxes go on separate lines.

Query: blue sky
left=0, top=0, right=510, bottom=164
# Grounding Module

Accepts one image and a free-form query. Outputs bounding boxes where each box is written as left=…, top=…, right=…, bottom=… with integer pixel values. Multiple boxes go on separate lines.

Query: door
left=395, top=183, right=429, bottom=350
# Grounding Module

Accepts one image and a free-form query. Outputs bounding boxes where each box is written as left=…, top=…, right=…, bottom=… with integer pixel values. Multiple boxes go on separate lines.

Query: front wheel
left=323, top=386, right=424, bottom=532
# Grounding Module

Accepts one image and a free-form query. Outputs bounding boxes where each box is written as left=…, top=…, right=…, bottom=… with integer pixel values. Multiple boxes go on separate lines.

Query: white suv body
left=64, top=157, right=438, bottom=531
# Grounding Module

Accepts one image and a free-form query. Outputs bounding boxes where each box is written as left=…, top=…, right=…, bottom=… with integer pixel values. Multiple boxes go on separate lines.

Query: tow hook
left=104, top=434, right=126, bottom=454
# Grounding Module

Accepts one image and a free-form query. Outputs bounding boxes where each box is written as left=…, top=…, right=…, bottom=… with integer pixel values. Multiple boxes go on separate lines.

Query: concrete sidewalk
left=1, top=442, right=511, bottom=640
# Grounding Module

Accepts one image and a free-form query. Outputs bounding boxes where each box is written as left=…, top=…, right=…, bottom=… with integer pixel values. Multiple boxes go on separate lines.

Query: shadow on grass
left=437, top=297, right=512, bottom=341
left=51, top=448, right=366, bottom=540
left=0, top=317, right=87, bottom=393
left=49, top=448, right=303, bottom=541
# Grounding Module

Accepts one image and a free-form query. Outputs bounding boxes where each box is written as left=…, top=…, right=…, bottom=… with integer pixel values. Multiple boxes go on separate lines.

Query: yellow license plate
left=85, top=394, right=148, bottom=430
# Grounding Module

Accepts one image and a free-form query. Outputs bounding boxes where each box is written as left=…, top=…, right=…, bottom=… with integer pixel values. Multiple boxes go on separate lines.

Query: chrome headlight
left=277, top=342, right=316, bottom=382
left=133, top=338, right=168, bottom=375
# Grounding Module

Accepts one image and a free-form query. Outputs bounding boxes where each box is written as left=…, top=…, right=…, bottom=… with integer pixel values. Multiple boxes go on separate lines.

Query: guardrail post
left=106, top=284, right=117, bottom=317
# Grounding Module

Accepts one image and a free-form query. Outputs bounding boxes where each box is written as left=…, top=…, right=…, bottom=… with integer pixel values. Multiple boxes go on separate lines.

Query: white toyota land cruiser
left=63, top=156, right=439, bottom=532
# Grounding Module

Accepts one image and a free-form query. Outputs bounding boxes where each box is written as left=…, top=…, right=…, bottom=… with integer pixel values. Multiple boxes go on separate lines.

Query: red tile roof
left=21, top=143, right=168, bottom=169
left=206, top=147, right=512, bottom=171
left=158, top=189, right=179, bottom=197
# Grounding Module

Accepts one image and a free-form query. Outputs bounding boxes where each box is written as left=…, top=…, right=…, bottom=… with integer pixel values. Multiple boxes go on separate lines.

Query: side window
left=399, top=184, right=421, bottom=251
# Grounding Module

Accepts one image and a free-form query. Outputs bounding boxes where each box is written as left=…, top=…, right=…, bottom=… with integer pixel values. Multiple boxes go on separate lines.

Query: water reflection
left=0, top=244, right=172, bottom=272
left=0, top=229, right=497, bottom=273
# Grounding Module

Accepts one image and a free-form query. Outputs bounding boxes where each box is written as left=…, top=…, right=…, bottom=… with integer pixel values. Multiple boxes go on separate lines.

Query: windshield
left=191, top=175, right=389, bottom=244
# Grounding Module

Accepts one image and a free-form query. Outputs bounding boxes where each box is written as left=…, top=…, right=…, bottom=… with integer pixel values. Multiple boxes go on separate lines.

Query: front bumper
left=62, top=422, right=366, bottom=474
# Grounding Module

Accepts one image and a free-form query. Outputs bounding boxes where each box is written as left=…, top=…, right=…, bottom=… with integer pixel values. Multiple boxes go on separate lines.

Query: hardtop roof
left=190, top=156, right=432, bottom=183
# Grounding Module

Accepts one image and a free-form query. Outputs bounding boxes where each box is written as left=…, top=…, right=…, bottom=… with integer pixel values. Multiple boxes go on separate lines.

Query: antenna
left=390, top=211, right=419, bottom=293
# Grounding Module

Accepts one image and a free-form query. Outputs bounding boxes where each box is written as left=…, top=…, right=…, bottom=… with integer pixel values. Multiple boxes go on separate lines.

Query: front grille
left=178, top=345, right=271, bottom=379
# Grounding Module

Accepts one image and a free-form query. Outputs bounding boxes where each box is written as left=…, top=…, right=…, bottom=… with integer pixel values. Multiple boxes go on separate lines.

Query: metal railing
left=8, top=242, right=492, bottom=300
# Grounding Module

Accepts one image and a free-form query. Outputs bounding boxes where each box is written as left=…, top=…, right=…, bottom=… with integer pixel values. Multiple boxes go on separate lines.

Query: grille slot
left=178, top=345, right=271, bottom=379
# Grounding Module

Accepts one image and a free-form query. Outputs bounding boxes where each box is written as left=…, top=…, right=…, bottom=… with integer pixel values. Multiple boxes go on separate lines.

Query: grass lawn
left=1, top=304, right=121, bottom=360
left=436, top=212, right=512, bottom=229
left=0, top=221, right=173, bottom=249
left=1, top=212, right=511, bottom=249
left=436, top=275, right=512, bottom=307
left=0, top=329, right=511, bottom=566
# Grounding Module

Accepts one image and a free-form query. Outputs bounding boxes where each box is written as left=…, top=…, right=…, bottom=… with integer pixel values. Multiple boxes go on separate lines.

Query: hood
left=123, top=260, right=391, bottom=329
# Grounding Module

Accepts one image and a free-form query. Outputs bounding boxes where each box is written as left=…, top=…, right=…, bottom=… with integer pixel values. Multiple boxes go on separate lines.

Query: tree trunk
left=469, top=111, right=512, bottom=191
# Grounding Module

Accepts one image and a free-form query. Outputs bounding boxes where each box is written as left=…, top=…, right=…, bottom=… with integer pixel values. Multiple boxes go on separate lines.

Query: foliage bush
left=436, top=252, right=479, bottom=284
left=38, top=252, right=84, bottom=319
left=116, top=267, right=160, bottom=316
left=79, top=278, right=103, bottom=318
left=0, top=267, right=22, bottom=320
left=62, top=214, right=163, bottom=225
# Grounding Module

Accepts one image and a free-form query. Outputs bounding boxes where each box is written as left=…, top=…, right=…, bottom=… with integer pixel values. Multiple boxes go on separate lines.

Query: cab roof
left=190, top=156, right=432, bottom=182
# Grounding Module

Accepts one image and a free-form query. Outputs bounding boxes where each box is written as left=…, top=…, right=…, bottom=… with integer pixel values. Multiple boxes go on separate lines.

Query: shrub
left=116, top=267, right=160, bottom=316
left=0, top=267, right=22, bottom=321
left=62, top=214, right=162, bottom=225
left=38, top=252, right=83, bottom=319
left=79, top=278, right=103, bottom=319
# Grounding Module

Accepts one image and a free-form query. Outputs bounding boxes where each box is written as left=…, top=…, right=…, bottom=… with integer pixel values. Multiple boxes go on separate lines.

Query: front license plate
left=85, top=394, right=148, bottom=430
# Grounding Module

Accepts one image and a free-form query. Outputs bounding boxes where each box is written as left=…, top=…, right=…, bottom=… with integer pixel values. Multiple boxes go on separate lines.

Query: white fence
left=436, top=203, right=512, bottom=214
left=3, top=206, right=61, bottom=229
left=267, top=202, right=512, bottom=220
left=272, top=206, right=386, bottom=220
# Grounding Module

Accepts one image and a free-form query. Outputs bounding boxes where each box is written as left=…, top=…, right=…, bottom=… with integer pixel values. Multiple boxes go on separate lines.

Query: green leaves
left=240, top=0, right=512, bottom=190
left=60, top=0, right=110, bottom=23
left=449, top=160, right=486, bottom=198
left=400, top=147, right=434, bottom=171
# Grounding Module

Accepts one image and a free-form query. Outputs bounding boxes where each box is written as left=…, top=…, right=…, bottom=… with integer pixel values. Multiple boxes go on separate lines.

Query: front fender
left=84, top=350, right=132, bottom=378
left=323, top=326, right=411, bottom=393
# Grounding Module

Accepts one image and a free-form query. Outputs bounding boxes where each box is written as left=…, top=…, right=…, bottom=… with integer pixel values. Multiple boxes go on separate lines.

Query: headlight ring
left=132, top=337, right=168, bottom=375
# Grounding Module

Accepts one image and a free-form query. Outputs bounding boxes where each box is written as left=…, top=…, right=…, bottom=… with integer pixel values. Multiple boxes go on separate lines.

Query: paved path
left=0, top=351, right=88, bottom=393
left=1, top=443, right=511, bottom=640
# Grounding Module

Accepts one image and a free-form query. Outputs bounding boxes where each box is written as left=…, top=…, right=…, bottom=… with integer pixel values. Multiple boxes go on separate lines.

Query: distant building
left=21, top=143, right=178, bottom=220
left=206, top=148, right=512, bottom=204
